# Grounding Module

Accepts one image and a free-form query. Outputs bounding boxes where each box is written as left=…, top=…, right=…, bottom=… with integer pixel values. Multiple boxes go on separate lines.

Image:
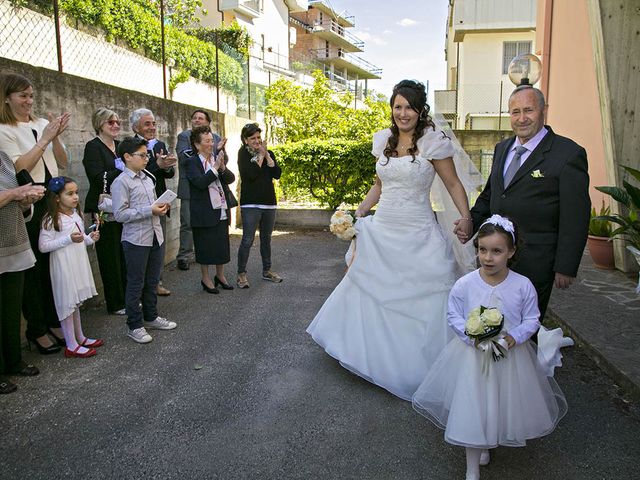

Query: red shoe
left=80, top=338, right=104, bottom=348
left=64, top=345, right=97, bottom=358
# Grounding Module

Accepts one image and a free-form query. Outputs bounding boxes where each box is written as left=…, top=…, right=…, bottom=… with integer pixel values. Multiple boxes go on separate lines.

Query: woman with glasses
left=81, top=107, right=127, bottom=315
left=0, top=72, right=69, bottom=355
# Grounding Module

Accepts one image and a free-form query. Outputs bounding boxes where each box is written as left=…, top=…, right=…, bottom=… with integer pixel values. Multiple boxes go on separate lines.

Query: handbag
left=223, top=183, right=238, bottom=208
left=97, top=171, right=115, bottom=221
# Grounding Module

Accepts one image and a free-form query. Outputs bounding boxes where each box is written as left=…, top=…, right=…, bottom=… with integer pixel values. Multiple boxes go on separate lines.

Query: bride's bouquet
left=329, top=209, right=356, bottom=241
left=465, top=306, right=509, bottom=364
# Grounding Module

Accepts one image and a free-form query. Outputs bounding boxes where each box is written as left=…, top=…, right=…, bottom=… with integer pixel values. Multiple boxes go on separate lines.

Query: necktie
left=504, top=145, right=528, bottom=187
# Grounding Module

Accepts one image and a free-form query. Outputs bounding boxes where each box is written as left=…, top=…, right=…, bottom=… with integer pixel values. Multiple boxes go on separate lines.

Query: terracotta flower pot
left=587, top=235, right=615, bottom=269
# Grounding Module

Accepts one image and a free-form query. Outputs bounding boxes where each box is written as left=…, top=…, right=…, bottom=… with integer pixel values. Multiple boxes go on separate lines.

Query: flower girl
left=39, top=177, right=103, bottom=358
left=412, top=215, right=567, bottom=480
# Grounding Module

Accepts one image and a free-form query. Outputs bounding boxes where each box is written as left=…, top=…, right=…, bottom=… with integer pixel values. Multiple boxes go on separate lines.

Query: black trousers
left=0, top=270, right=25, bottom=374
left=22, top=199, right=59, bottom=339
left=94, top=220, right=127, bottom=313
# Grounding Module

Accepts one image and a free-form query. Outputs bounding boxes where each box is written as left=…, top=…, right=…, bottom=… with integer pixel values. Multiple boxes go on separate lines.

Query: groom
left=460, top=86, right=590, bottom=320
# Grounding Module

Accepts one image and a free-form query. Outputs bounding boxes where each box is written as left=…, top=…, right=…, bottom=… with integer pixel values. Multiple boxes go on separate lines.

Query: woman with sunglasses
left=81, top=107, right=127, bottom=315
left=0, top=72, right=69, bottom=355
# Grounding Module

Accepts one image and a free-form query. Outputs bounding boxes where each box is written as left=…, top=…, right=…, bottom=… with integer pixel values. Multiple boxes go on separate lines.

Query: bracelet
left=35, top=143, right=46, bottom=152
left=459, top=217, right=472, bottom=222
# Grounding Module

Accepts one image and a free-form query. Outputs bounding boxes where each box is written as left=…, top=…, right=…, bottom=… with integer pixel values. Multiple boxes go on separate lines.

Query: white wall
left=457, top=31, right=536, bottom=129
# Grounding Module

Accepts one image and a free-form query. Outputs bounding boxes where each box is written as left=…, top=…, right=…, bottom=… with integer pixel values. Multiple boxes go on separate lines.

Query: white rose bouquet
left=464, top=306, right=508, bottom=363
left=329, top=209, right=356, bottom=241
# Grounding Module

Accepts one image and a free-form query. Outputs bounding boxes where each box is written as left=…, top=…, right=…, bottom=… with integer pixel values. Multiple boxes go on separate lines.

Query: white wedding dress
left=307, top=128, right=462, bottom=401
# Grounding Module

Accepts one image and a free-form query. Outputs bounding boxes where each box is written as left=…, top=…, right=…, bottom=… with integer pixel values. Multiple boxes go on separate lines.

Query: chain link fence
left=0, top=0, right=260, bottom=118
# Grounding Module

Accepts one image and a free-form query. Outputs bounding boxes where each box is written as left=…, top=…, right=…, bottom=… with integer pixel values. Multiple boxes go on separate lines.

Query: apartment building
left=436, top=0, right=537, bottom=130
left=289, top=0, right=381, bottom=100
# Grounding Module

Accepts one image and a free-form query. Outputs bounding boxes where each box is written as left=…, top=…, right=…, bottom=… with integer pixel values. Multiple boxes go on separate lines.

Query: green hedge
left=43, top=0, right=244, bottom=95
left=272, top=139, right=376, bottom=210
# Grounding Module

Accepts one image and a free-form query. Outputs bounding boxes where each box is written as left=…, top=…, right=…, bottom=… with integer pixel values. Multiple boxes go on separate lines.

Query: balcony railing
left=311, top=19, right=364, bottom=52
left=218, top=0, right=260, bottom=19
left=310, top=47, right=382, bottom=78
left=434, top=89, right=457, bottom=114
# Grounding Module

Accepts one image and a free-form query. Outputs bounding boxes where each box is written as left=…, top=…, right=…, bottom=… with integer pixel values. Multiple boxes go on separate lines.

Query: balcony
left=311, top=47, right=381, bottom=79
left=309, top=0, right=355, bottom=27
left=218, top=0, right=261, bottom=19
left=452, top=0, right=536, bottom=41
left=434, top=90, right=457, bottom=115
left=284, top=0, right=308, bottom=13
left=311, top=19, right=364, bottom=52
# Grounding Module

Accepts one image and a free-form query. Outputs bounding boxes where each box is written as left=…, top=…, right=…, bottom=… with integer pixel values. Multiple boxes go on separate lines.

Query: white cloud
left=397, top=18, right=418, bottom=27
left=382, top=29, right=393, bottom=35
left=356, top=31, right=387, bottom=46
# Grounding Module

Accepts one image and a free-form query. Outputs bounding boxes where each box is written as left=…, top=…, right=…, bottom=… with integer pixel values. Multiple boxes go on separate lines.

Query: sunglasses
left=106, top=119, right=121, bottom=126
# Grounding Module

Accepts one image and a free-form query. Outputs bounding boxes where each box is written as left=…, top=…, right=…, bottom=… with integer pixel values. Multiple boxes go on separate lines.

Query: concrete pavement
left=1, top=230, right=638, bottom=479
left=548, top=249, right=640, bottom=399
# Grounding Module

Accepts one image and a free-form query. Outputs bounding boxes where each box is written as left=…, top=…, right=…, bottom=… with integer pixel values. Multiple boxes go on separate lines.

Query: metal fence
left=0, top=0, right=265, bottom=119
left=434, top=81, right=517, bottom=131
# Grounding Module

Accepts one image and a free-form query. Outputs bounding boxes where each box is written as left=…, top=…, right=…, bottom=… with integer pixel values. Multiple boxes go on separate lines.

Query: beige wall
left=535, top=0, right=608, bottom=205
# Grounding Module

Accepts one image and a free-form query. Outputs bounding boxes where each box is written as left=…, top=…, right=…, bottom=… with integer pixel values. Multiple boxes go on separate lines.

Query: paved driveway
left=1, top=231, right=638, bottom=479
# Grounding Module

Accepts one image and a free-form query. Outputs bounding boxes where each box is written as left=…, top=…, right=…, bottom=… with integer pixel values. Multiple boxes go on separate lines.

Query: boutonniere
left=531, top=170, right=544, bottom=178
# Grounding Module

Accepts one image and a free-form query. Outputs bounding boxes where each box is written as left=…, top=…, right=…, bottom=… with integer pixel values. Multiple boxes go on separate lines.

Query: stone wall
left=0, top=57, right=250, bottom=305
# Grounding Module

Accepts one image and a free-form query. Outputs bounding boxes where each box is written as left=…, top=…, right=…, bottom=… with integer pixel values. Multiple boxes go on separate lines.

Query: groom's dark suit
left=470, top=125, right=590, bottom=318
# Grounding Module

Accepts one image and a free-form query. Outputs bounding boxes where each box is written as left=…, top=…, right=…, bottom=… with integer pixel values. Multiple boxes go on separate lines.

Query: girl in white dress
left=39, top=177, right=103, bottom=358
left=412, top=215, right=567, bottom=480
left=307, top=80, right=475, bottom=400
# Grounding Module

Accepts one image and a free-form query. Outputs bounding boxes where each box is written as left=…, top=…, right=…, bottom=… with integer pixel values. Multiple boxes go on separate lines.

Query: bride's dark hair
left=383, top=80, right=435, bottom=162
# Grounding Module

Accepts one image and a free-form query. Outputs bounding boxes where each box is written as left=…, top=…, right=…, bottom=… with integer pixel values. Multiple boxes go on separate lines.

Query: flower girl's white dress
left=307, top=128, right=460, bottom=401
left=39, top=210, right=97, bottom=321
left=412, top=269, right=567, bottom=448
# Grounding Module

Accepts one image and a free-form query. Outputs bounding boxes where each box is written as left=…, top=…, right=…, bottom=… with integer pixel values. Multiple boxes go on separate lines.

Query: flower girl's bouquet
left=329, top=210, right=356, bottom=241
left=465, top=306, right=509, bottom=370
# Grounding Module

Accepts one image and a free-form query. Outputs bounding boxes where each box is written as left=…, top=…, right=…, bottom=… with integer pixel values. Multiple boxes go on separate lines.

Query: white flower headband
left=479, top=214, right=515, bottom=243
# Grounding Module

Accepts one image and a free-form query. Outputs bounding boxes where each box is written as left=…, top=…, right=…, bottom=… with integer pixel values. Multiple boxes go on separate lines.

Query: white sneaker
left=112, top=308, right=126, bottom=315
left=144, top=316, right=177, bottom=330
left=479, top=449, right=490, bottom=466
left=127, top=327, right=153, bottom=344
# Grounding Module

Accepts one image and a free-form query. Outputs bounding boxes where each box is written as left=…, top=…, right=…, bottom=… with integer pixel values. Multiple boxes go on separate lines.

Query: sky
left=320, top=0, right=449, bottom=102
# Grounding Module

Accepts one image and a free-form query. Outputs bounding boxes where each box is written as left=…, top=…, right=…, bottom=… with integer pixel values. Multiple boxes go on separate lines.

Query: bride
left=307, top=80, right=476, bottom=401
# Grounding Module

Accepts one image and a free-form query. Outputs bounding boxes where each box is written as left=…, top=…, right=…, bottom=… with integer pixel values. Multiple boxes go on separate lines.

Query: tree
left=265, top=71, right=390, bottom=144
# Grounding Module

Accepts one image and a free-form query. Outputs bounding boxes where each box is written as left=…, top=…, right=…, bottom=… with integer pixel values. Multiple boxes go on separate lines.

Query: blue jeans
left=122, top=237, right=164, bottom=330
left=237, top=208, right=276, bottom=274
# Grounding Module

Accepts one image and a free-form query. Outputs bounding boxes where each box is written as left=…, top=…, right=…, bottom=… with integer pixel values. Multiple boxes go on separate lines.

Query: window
left=502, top=41, right=531, bottom=74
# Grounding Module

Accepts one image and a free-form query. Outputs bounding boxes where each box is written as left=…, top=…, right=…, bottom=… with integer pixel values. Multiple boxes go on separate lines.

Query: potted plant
left=587, top=201, right=615, bottom=269
left=595, top=165, right=640, bottom=291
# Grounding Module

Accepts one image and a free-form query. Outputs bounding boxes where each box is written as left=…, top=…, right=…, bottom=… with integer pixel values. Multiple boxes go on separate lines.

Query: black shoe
left=10, top=362, right=39, bottom=377
left=201, top=280, right=219, bottom=294
left=48, top=328, right=66, bottom=347
left=26, top=337, right=62, bottom=355
left=177, top=260, right=189, bottom=271
left=0, top=379, right=17, bottom=394
left=214, top=276, right=234, bottom=290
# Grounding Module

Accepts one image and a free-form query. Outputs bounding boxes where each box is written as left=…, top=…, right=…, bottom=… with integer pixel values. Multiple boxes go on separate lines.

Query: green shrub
left=272, top=139, right=376, bottom=210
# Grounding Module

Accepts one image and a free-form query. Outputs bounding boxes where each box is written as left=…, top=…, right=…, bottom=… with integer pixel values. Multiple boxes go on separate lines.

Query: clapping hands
left=156, top=149, right=177, bottom=169
left=14, top=184, right=45, bottom=206
left=43, top=112, right=70, bottom=143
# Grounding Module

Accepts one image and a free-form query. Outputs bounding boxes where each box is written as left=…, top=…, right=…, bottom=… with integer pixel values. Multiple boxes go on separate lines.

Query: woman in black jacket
left=236, top=123, right=282, bottom=289
left=185, top=125, right=235, bottom=294
left=81, top=107, right=127, bottom=315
